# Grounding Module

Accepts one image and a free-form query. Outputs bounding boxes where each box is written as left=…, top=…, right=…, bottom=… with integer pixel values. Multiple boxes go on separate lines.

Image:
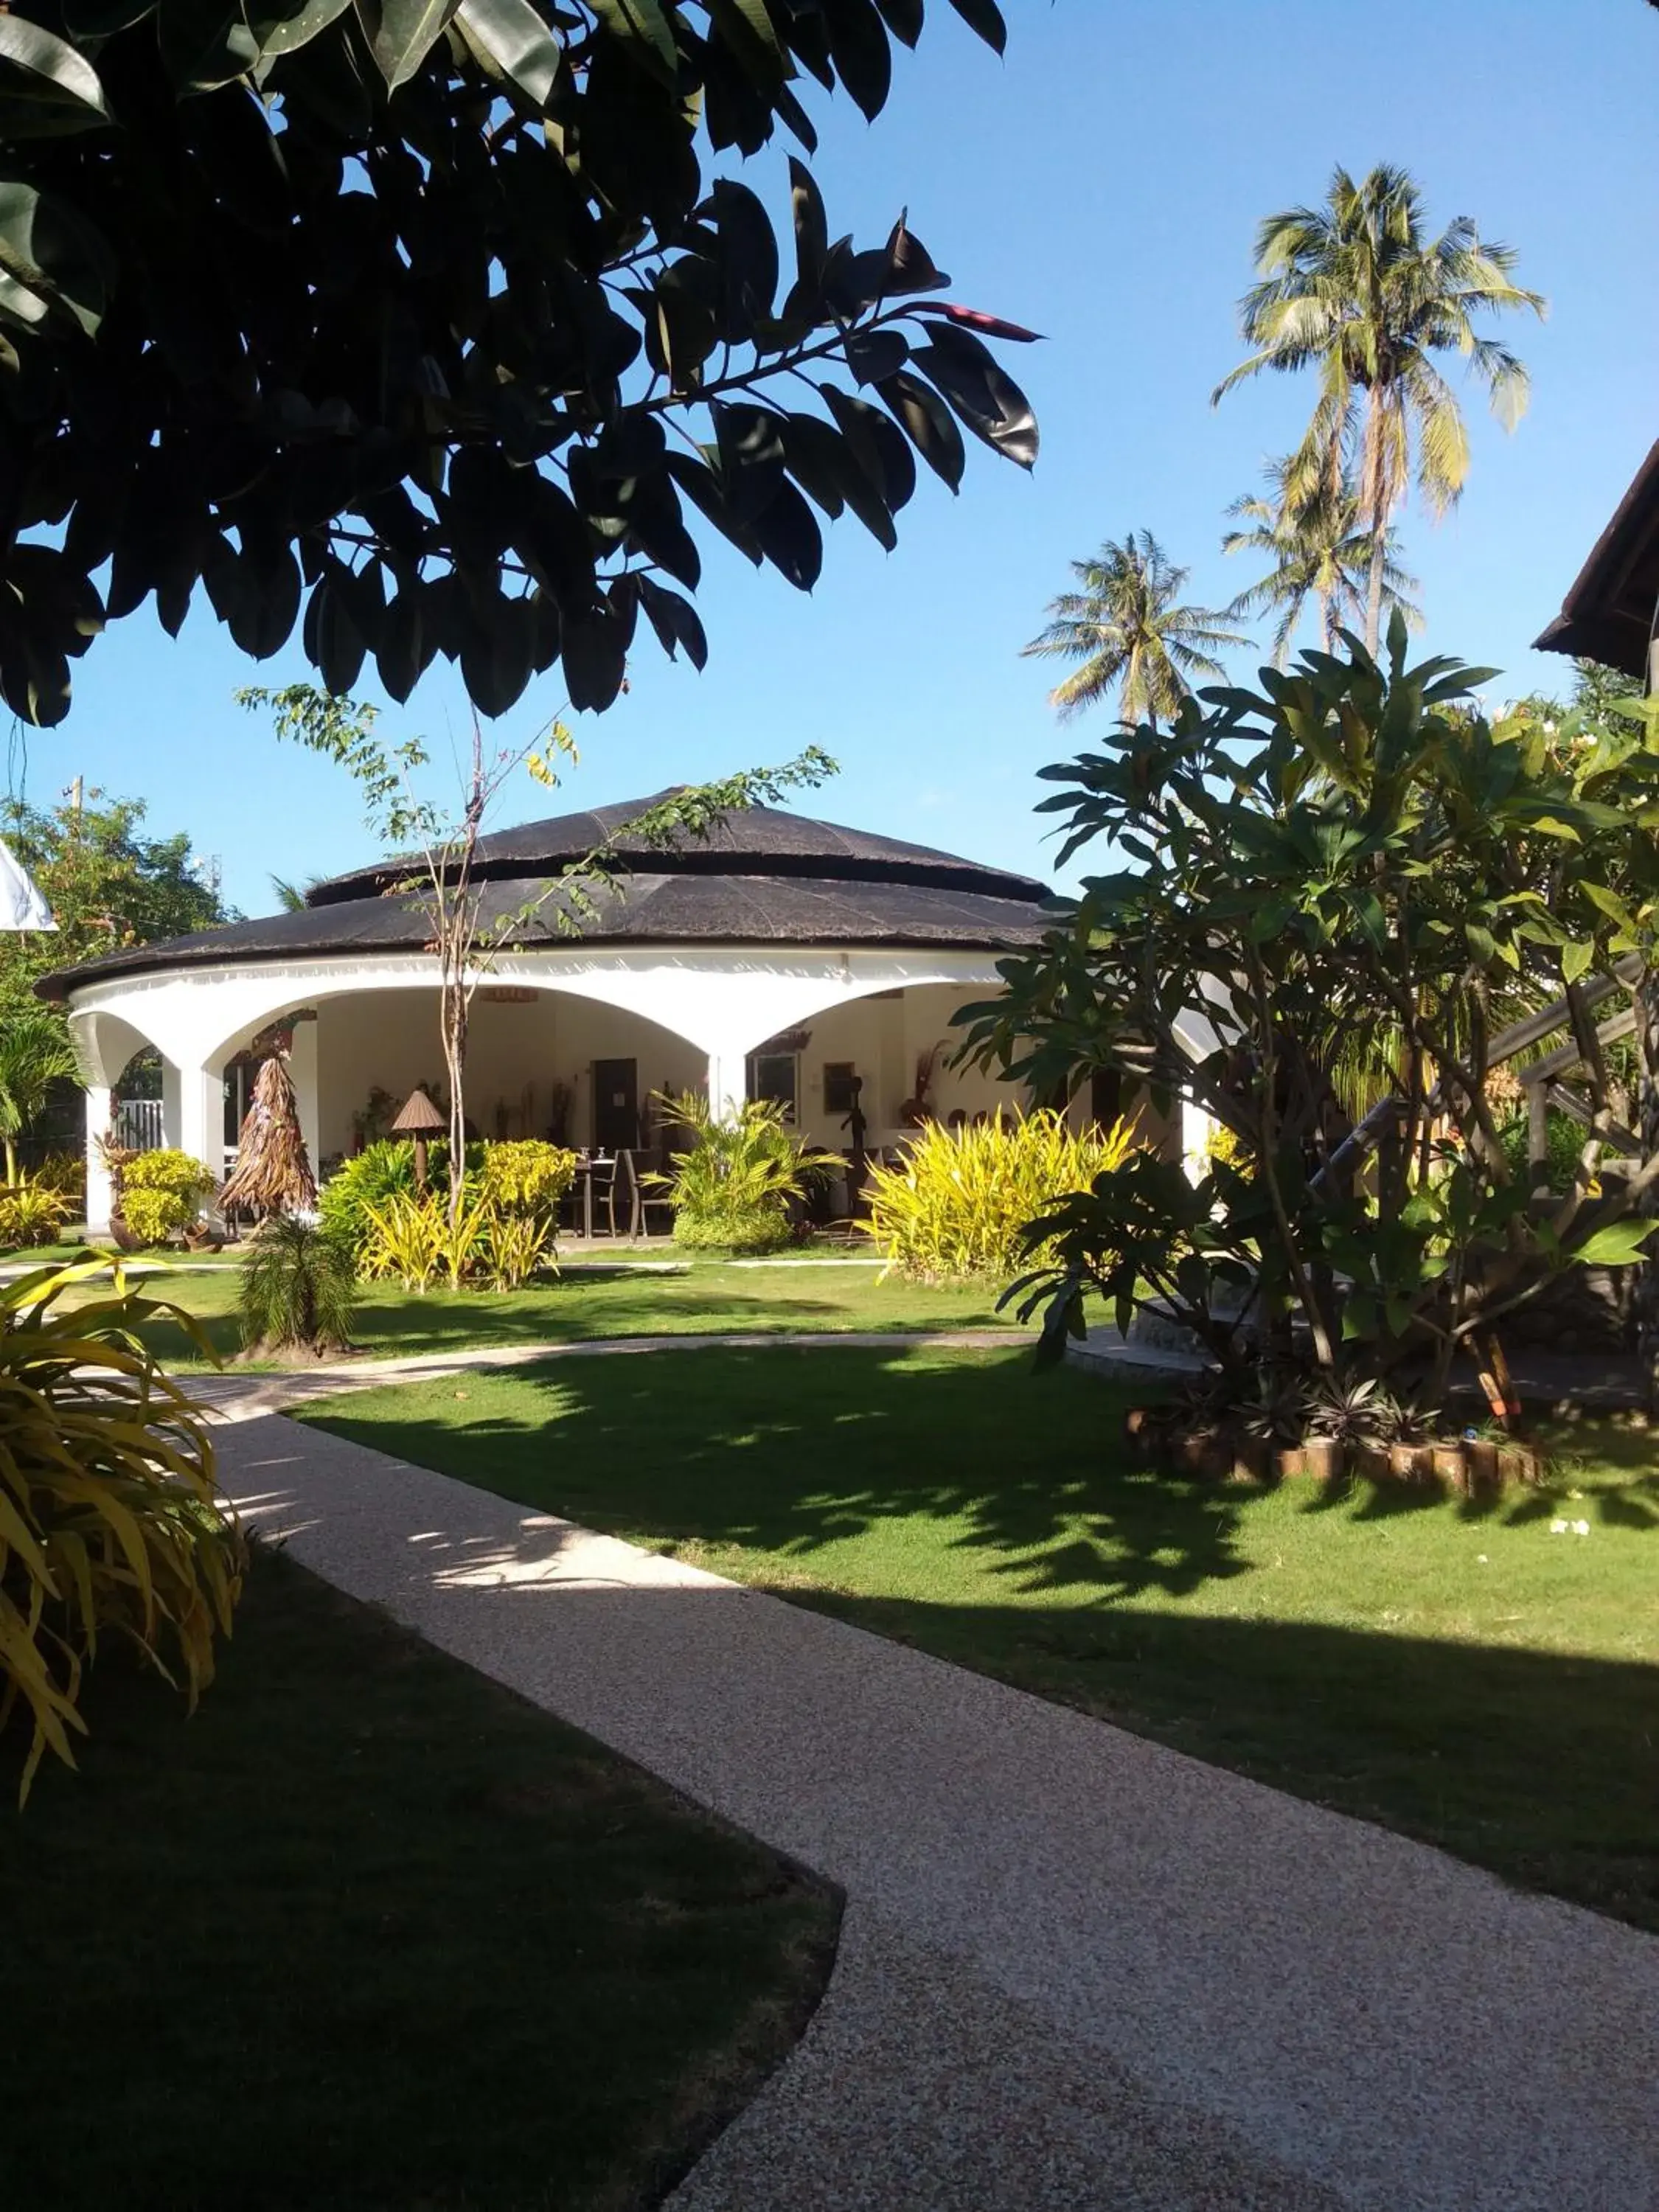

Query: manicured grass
left=71, top=1253, right=1012, bottom=1367
left=303, top=1345, right=1659, bottom=1933
left=2, top=1546, right=838, bottom=2212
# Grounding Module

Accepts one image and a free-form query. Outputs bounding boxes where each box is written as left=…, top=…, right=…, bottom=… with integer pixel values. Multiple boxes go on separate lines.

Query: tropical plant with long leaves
left=0, top=1012, right=77, bottom=1185
left=1213, top=165, right=1544, bottom=652
left=1222, top=458, right=1421, bottom=664
left=1023, top=532, right=1248, bottom=726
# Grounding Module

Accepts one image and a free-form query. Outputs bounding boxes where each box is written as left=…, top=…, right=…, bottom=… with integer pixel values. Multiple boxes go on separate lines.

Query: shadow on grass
left=302, top=1343, right=1659, bottom=1930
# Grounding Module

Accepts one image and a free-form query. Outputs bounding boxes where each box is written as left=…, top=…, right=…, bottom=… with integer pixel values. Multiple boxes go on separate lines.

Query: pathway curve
left=214, top=1407, right=1659, bottom=2212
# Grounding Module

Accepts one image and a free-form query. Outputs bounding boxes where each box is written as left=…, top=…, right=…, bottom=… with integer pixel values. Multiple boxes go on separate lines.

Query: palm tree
left=0, top=1012, right=78, bottom=1184
left=1213, top=165, right=1543, bottom=653
left=271, top=875, right=319, bottom=914
left=1023, top=531, right=1248, bottom=726
left=1222, top=458, right=1422, bottom=665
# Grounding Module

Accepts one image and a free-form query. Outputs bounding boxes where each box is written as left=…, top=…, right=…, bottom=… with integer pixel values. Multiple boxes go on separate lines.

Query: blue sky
left=23, top=0, right=1658, bottom=912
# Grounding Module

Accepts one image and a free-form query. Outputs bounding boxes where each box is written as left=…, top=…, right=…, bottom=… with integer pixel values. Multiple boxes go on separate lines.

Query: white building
left=41, top=793, right=1190, bottom=1234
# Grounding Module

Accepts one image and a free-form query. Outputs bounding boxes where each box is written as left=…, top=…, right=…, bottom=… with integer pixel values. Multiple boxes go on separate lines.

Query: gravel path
left=213, top=1407, right=1659, bottom=2211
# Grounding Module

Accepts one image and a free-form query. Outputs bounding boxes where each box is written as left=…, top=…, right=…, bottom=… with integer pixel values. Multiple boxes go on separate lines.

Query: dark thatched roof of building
left=308, top=793, right=1046, bottom=906
left=1534, top=439, right=1659, bottom=676
left=38, top=799, right=1056, bottom=1001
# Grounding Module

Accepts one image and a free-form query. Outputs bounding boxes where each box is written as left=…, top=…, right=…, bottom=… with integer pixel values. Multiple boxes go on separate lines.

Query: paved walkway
left=214, top=1401, right=1659, bottom=2212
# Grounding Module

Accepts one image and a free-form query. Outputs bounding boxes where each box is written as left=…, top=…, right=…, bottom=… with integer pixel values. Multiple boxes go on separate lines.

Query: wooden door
left=592, top=1059, right=639, bottom=1150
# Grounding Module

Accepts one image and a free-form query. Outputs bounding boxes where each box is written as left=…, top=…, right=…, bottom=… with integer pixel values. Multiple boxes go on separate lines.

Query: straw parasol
left=392, top=1085, right=445, bottom=1189
left=220, top=1053, right=316, bottom=1217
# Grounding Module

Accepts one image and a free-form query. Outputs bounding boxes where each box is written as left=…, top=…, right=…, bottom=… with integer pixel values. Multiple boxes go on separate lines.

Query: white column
left=288, top=1021, right=320, bottom=1180
left=704, top=1037, right=751, bottom=1121
left=171, top=1060, right=226, bottom=1191
left=1180, top=1098, right=1217, bottom=1185
left=84, top=1084, right=112, bottom=1236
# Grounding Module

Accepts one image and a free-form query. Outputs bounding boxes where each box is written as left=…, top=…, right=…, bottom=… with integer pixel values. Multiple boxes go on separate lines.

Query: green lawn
left=73, top=1253, right=1012, bottom=1366
left=303, top=1344, right=1659, bottom=1933
left=2, top=1546, right=837, bottom=2212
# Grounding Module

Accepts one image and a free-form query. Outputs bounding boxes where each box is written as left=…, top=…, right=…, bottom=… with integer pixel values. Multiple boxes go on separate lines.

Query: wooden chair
left=616, top=1147, right=674, bottom=1239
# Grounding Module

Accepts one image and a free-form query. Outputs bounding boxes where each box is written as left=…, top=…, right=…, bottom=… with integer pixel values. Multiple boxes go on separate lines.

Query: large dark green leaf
left=709, top=178, right=777, bottom=330
left=246, top=0, right=352, bottom=55
left=779, top=411, right=846, bottom=521
left=353, top=0, right=461, bottom=91
left=560, top=598, right=630, bottom=712
left=944, top=0, right=1005, bottom=52
left=637, top=574, right=708, bottom=669
left=712, top=402, right=786, bottom=522
left=159, top=0, right=262, bottom=90
left=875, top=368, right=964, bottom=490
left=588, top=0, right=678, bottom=83
left=873, top=0, right=923, bottom=46
left=377, top=591, right=434, bottom=703
left=911, top=332, right=1038, bottom=467
left=787, top=154, right=827, bottom=297
left=0, top=181, right=114, bottom=337
left=454, top=0, right=559, bottom=108
left=302, top=568, right=367, bottom=695
left=706, top=0, right=785, bottom=87
left=751, top=479, right=821, bottom=591
left=823, top=383, right=915, bottom=513
left=664, top=451, right=763, bottom=565
left=0, top=17, right=110, bottom=131
left=821, top=0, right=890, bottom=119
left=844, top=328, right=908, bottom=385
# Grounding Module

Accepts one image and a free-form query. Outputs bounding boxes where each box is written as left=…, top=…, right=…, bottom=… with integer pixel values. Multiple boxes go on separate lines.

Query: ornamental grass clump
left=0, top=1256, right=243, bottom=1801
left=866, top=1111, right=1137, bottom=1281
left=650, top=1096, right=840, bottom=1256
left=237, top=1216, right=357, bottom=1356
left=0, top=1175, right=72, bottom=1248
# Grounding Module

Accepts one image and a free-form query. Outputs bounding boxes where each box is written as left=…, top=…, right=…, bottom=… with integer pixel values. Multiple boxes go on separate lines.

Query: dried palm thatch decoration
left=220, top=1054, right=316, bottom=1217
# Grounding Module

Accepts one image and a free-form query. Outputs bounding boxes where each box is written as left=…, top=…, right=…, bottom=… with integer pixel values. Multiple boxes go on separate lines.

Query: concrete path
left=215, top=1409, right=1659, bottom=2212
left=191, top=1329, right=1026, bottom=1422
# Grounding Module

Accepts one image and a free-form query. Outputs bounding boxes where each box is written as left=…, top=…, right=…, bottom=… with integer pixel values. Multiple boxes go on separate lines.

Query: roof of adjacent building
left=38, top=797, right=1055, bottom=1001
left=1534, top=439, right=1659, bottom=675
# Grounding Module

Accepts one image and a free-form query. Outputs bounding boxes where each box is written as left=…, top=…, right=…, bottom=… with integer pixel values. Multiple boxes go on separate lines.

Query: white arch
left=60, top=942, right=1014, bottom=1216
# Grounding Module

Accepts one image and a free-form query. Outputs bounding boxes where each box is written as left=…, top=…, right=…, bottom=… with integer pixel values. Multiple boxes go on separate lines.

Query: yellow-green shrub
left=119, top=1150, right=218, bottom=1244
left=865, top=1111, right=1138, bottom=1281
left=479, top=1208, right=557, bottom=1290
left=0, top=1178, right=72, bottom=1247
left=476, top=1140, right=576, bottom=1216
left=0, top=1256, right=242, bottom=1801
left=31, top=1152, right=86, bottom=1200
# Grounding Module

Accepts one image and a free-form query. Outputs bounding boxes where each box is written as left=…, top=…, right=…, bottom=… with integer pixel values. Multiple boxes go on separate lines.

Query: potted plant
left=1237, top=1368, right=1304, bottom=1481
left=1463, top=1423, right=1502, bottom=1497
left=1304, top=1375, right=1386, bottom=1481
left=1430, top=1435, right=1470, bottom=1492
left=1383, top=1396, right=1435, bottom=1484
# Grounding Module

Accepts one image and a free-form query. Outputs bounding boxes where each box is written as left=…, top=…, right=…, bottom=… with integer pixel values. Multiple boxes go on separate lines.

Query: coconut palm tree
left=1212, top=164, right=1543, bottom=653
left=1222, top=458, right=1422, bottom=665
left=1023, top=531, right=1249, bottom=726
left=0, top=1012, right=78, bottom=1184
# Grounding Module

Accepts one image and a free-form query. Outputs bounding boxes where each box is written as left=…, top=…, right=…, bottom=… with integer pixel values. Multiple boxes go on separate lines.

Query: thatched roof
left=1534, top=439, right=1659, bottom=675
left=38, top=799, right=1057, bottom=1001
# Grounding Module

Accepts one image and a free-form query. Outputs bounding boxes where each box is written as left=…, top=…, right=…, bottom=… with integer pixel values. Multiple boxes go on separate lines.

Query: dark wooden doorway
left=592, top=1058, right=639, bottom=1151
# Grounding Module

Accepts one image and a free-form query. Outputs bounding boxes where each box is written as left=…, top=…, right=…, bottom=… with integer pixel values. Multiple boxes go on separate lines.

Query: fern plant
left=650, top=1096, right=840, bottom=1255
left=866, top=1112, right=1138, bottom=1281
left=238, top=1217, right=356, bottom=1354
left=0, top=1256, right=242, bottom=1801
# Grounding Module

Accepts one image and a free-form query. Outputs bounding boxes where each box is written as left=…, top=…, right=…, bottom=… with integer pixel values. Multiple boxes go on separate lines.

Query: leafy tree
left=1022, top=531, right=1248, bottom=726
left=0, top=789, right=230, bottom=1022
left=0, top=1009, right=77, bottom=1181
left=1213, top=166, right=1543, bottom=653
left=965, top=618, right=1659, bottom=1411
left=0, top=0, right=1037, bottom=727
left=1222, top=456, right=1419, bottom=665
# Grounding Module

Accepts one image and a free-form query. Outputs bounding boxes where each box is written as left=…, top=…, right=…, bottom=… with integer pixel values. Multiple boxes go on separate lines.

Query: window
left=823, top=1062, right=858, bottom=1114
left=748, top=1051, right=799, bottom=1124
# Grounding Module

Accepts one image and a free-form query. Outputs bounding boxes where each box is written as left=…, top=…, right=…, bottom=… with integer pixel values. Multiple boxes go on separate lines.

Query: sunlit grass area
left=3, top=1547, right=838, bottom=2212
left=304, top=1344, right=1659, bottom=1933
left=63, top=1253, right=1014, bottom=1366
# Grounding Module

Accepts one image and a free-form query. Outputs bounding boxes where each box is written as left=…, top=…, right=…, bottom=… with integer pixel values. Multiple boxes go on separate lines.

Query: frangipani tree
left=964, top=619, right=1659, bottom=1409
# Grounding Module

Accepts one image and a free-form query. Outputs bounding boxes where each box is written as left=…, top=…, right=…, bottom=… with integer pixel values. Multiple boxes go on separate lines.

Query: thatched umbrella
left=220, top=1054, right=316, bottom=1217
left=392, top=1085, right=445, bottom=1190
